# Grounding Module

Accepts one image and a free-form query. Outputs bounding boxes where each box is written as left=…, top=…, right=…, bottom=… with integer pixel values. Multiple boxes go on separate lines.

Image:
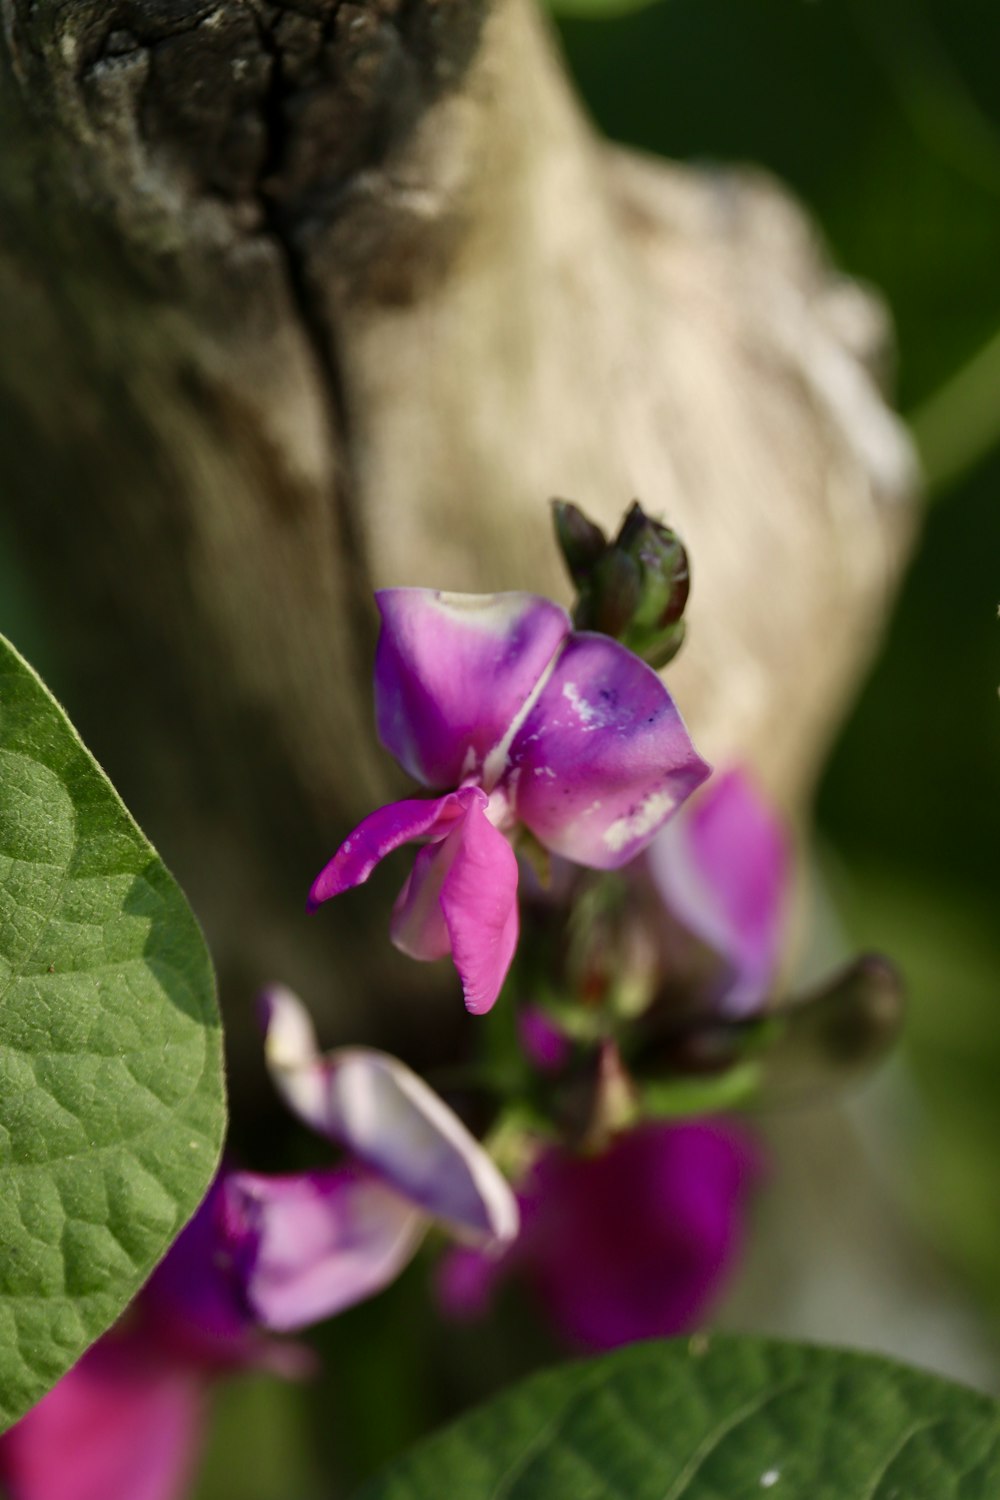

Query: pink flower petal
left=439, top=794, right=520, bottom=1015
left=375, top=589, right=571, bottom=788
left=647, top=768, right=790, bottom=1016
left=259, top=988, right=520, bottom=1246
left=224, top=1169, right=426, bottom=1332
left=0, top=1342, right=204, bottom=1500
left=308, top=792, right=463, bottom=909
left=510, top=632, right=710, bottom=869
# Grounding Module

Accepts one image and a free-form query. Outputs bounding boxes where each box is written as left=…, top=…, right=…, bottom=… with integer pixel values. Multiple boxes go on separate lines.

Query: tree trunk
left=0, top=0, right=916, bottom=1077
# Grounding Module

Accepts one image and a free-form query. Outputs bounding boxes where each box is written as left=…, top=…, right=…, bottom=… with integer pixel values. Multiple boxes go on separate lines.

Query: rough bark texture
left=0, top=0, right=917, bottom=1072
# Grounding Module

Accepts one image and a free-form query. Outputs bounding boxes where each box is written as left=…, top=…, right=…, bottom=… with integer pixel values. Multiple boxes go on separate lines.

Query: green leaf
left=0, top=635, right=226, bottom=1431
left=357, top=1336, right=1000, bottom=1499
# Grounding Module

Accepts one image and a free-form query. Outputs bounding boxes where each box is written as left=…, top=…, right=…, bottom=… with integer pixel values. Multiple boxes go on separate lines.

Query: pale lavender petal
left=509, top=633, right=710, bottom=869
left=324, top=1049, right=519, bottom=1243
left=308, top=792, right=463, bottom=910
left=260, top=988, right=520, bottom=1246
left=647, top=768, right=790, bottom=1016
left=224, top=1169, right=426, bottom=1332
left=439, top=794, right=520, bottom=1015
left=259, top=984, right=337, bottom=1138
left=375, top=589, right=571, bottom=788
left=0, top=1342, right=204, bottom=1500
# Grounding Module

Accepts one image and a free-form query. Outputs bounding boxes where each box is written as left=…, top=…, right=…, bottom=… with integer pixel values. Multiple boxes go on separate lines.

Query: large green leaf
left=0, top=635, right=225, bottom=1430
left=358, top=1336, right=1000, bottom=1499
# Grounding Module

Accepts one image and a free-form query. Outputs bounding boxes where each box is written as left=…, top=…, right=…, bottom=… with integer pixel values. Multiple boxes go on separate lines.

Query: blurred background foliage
left=2, top=1, right=998, bottom=1494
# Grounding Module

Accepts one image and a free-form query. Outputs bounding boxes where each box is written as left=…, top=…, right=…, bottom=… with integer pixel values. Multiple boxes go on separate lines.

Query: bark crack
left=251, top=2, right=375, bottom=660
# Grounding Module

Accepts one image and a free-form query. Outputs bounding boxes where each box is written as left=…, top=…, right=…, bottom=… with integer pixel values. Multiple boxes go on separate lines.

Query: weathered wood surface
left=0, top=0, right=917, bottom=1059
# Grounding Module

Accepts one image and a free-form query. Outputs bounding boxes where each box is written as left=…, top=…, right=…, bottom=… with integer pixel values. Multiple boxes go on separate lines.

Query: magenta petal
left=510, top=633, right=711, bottom=869
left=647, top=768, right=790, bottom=1016
left=309, top=792, right=462, bottom=909
left=517, top=1121, right=761, bottom=1350
left=224, top=1169, right=425, bottom=1332
left=0, top=1342, right=204, bottom=1500
left=439, top=795, right=520, bottom=1015
left=375, top=589, right=571, bottom=788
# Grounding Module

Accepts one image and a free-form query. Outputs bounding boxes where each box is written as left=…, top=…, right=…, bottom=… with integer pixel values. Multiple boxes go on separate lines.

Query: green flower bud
left=551, top=498, right=691, bottom=668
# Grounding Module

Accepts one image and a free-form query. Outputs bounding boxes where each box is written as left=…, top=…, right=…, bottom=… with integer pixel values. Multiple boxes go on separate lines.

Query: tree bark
left=0, top=0, right=917, bottom=1071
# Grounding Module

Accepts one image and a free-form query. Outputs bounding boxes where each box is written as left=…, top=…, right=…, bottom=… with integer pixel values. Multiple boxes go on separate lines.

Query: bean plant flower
left=225, top=986, right=519, bottom=1330
left=310, top=589, right=710, bottom=1013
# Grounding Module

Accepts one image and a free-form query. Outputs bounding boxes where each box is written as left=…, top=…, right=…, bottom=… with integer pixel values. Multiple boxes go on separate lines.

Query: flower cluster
left=4, top=501, right=902, bottom=1500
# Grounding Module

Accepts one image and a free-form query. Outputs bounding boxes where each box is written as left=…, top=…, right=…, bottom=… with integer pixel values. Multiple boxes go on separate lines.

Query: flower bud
left=552, top=499, right=690, bottom=667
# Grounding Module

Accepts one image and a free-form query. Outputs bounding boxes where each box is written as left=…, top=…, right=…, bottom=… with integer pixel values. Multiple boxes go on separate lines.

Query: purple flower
left=224, top=986, right=519, bottom=1332
left=439, top=1120, right=760, bottom=1350
left=0, top=1176, right=308, bottom=1500
left=310, top=590, right=710, bottom=1013
left=646, top=766, right=790, bottom=1017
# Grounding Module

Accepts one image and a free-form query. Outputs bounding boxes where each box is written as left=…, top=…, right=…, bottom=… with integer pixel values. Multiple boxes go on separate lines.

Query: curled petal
left=647, top=768, right=790, bottom=1016
left=0, top=1342, right=204, bottom=1500
left=375, top=589, right=571, bottom=788
left=224, top=1169, right=425, bottom=1332
left=308, top=792, right=463, bottom=910
left=439, top=794, right=520, bottom=1016
left=510, top=632, right=710, bottom=869
left=260, top=988, right=519, bottom=1246
left=259, top=984, right=335, bottom=1138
